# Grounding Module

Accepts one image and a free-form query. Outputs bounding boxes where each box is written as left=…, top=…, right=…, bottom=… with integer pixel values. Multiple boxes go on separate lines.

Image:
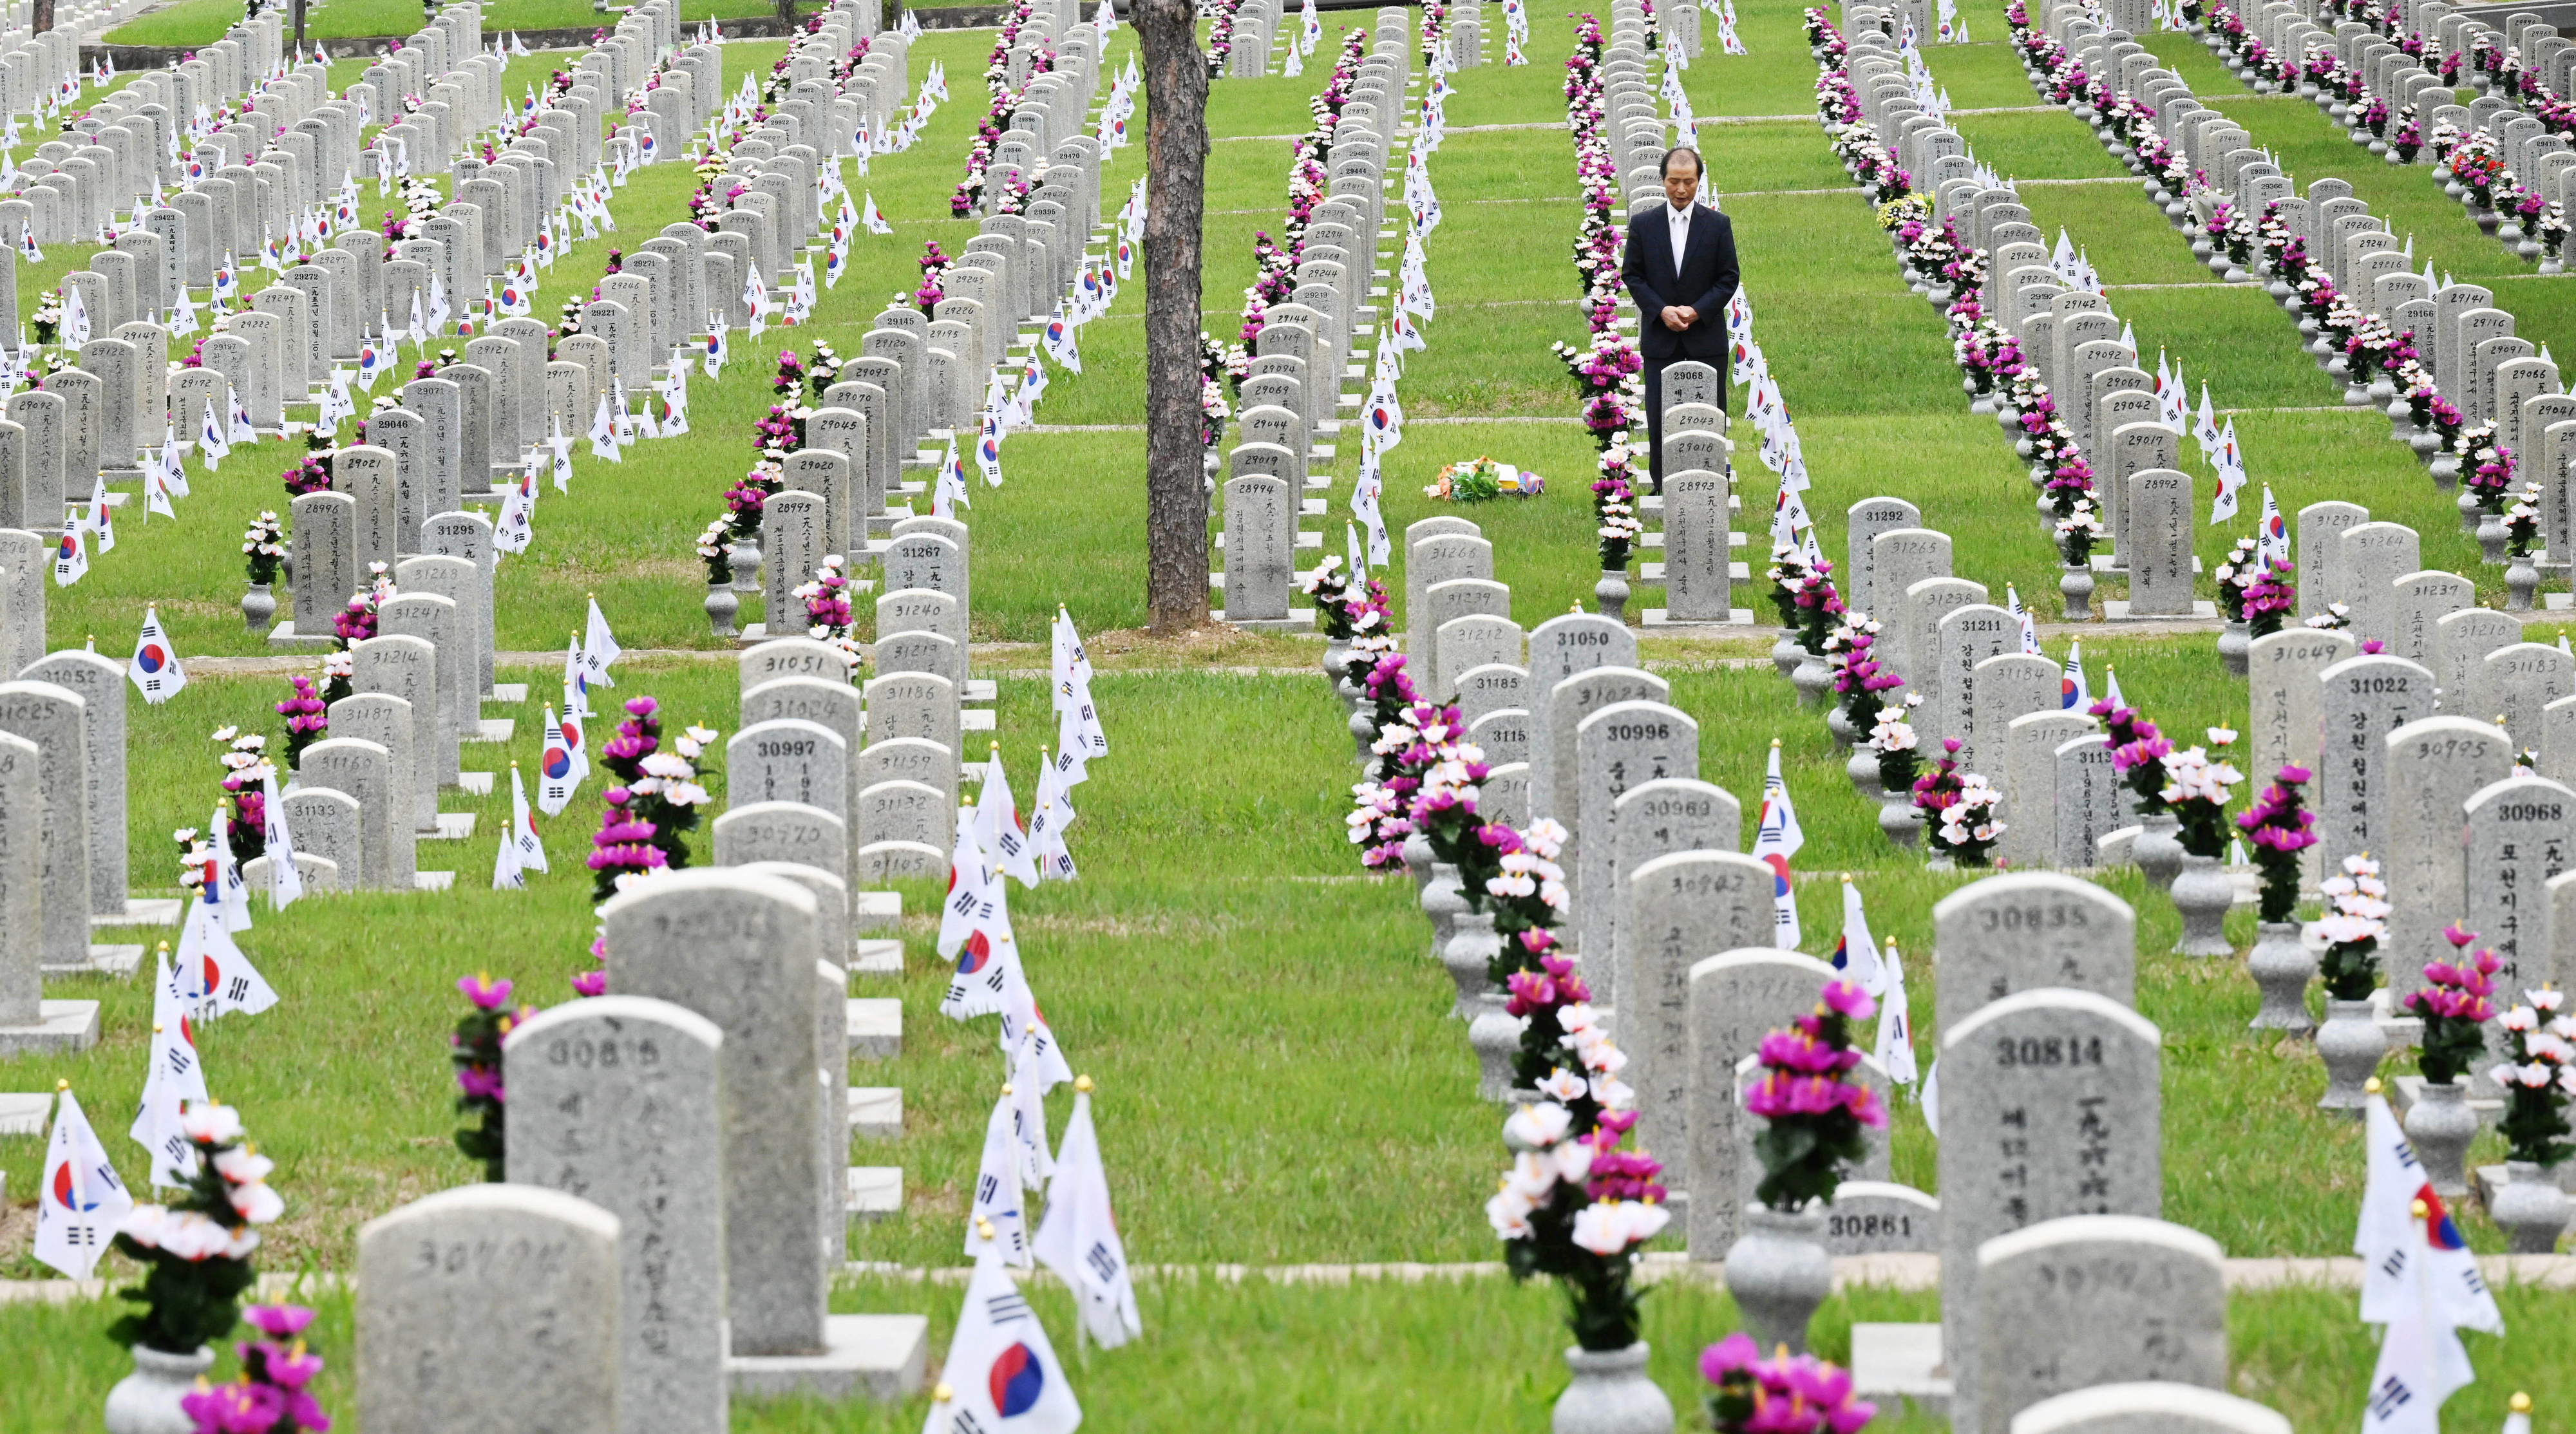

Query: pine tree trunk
left=1136, top=0, right=1213, bottom=633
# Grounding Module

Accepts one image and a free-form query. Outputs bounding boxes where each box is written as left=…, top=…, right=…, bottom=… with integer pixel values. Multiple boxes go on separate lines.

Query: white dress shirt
left=1665, top=202, right=1695, bottom=283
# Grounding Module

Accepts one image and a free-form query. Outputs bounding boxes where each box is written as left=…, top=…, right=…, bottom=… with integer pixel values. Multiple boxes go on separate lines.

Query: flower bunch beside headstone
left=2494, top=990, right=2576, bottom=1167
left=2409, top=926, right=2500, bottom=1086
left=1913, top=739, right=2003, bottom=865
left=1700, top=1333, right=1876, bottom=1434
left=2093, top=698, right=2172, bottom=816
left=1746, top=978, right=1885, bottom=1212
left=2236, top=765, right=2315, bottom=923
left=110, top=1104, right=277, bottom=1355
left=180, top=1303, right=330, bottom=1433
left=2160, top=728, right=2244, bottom=858
left=450, top=973, right=531, bottom=1180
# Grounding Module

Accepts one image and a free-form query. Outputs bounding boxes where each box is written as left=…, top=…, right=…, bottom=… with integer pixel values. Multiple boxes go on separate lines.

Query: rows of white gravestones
left=2192, top=0, right=2576, bottom=274
left=1577, top=3, right=1756, bottom=633
left=750, top=13, right=1116, bottom=645
left=2010, top=2, right=2576, bottom=612
left=1336, top=598, right=2305, bottom=1429
left=1215, top=12, right=1419, bottom=630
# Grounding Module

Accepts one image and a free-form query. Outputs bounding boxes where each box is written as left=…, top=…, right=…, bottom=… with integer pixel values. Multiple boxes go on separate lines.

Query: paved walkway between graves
left=8, top=1254, right=2569, bottom=1303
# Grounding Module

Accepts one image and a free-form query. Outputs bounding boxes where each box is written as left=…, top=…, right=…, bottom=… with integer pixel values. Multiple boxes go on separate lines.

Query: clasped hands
left=1659, top=305, right=1698, bottom=332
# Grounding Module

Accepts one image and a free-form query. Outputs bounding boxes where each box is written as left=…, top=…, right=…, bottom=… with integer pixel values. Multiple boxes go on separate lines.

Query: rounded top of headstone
left=1933, top=869, right=2134, bottom=929
left=2008, top=1382, right=2291, bottom=1434
left=1943, top=985, right=2159, bottom=1048
left=358, top=1180, right=622, bottom=1245
left=503, top=992, right=723, bottom=1053
left=597, top=863, right=820, bottom=922
left=1686, top=946, right=1837, bottom=987
left=1976, top=1212, right=2224, bottom=1271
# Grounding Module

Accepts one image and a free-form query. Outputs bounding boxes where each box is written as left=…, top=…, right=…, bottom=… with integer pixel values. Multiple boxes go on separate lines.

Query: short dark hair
left=1662, top=146, right=1703, bottom=178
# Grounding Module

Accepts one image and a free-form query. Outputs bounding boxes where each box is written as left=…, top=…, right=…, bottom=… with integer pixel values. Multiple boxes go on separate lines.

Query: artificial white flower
left=1502, top=1102, right=1572, bottom=1151
left=1537, top=1068, right=1588, bottom=1102
left=178, top=1102, right=243, bottom=1146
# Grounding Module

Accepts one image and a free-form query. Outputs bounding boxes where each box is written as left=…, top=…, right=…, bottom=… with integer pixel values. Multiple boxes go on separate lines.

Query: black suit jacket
left=1622, top=202, right=1740, bottom=361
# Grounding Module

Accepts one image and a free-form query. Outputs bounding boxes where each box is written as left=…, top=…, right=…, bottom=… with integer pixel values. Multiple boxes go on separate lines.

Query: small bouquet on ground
left=2094, top=699, right=2173, bottom=818
left=1913, top=739, right=2003, bottom=866
left=2236, top=765, right=2315, bottom=923
left=2159, top=728, right=2244, bottom=858
left=182, top=1303, right=329, bottom=1433
left=1745, top=978, right=1886, bottom=1213
left=2407, top=926, right=2499, bottom=1086
left=2311, top=854, right=2391, bottom=1000
left=211, top=728, right=275, bottom=863
left=31, top=287, right=61, bottom=345
left=2213, top=538, right=2261, bottom=623
left=2055, top=498, right=2106, bottom=568
left=795, top=554, right=858, bottom=646
left=451, top=973, right=533, bottom=1180
left=1701, top=1333, right=1877, bottom=1434
left=1828, top=617, right=1902, bottom=735
left=109, top=1103, right=279, bottom=1356
left=240, top=513, right=285, bottom=586
left=1426, top=456, right=1541, bottom=502
left=1870, top=695, right=1924, bottom=797
left=2495, top=990, right=2576, bottom=1169
left=2242, top=559, right=2296, bottom=637
left=588, top=702, right=716, bottom=899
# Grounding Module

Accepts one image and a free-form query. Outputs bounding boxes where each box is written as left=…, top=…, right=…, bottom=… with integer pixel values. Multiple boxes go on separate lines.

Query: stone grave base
left=855, top=891, right=901, bottom=930
left=1213, top=608, right=1319, bottom=633
left=413, top=871, right=455, bottom=891
left=1640, top=608, right=1757, bottom=628
left=2476, top=1162, right=2576, bottom=1207
left=43, top=944, right=144, bottom=979
left=2099, top=599, right=2221, bottom=622
left=0, top=1001, right=102, bottom=1056
left=725, top=1313, right=929, bottom=1403
left=848, top=1165, right=903, bottom=1220
left=2090, top=554, right=2207, bottom=574
left=266, top=621, right=339, bottom=649
left=2365, top=988, right=2423, bottom=1047
left=963, top=680, right=999, bottom=703
left=428, top=813, right=477, bottom=840
left=0, top=1091, right=50, bottom=1135
left=469, top=719, right=515, bottom=742
left=847, top=998, right=902, bottom=1058
left=962, top=708, right=997, bottom=731
left=490, top=683, right=529, bottom=703
left=93, top=897, right=182, bottom=927
left=457, top=773, right=495, bottom=796
left=2390, top=1073, right=2502, bottom=1125
left=2546, top=593, right=2572, bottom=611
left=852, top=937, right=904, bottom=976
left=1850, top=1323, right=1949, bottom=1418
left=1637, top=561, right=1753, bottom=582
left=849, top=1086, right=902, bottom=1138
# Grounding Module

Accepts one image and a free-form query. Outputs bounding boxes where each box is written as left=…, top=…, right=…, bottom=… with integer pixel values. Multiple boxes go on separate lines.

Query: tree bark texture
left=1135, top=0, right=1213, bottom=632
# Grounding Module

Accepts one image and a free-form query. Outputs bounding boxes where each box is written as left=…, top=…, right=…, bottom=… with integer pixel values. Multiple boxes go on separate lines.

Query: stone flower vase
left=2217, top=620, right=2251, bottom=677
left=2170, top=853, right=2235, bottom=956
left=2061, top=563, right=2096, bottom=619
left=1444, top=907, right=1502, bottom=1021
left=1848, top=745, right=1884, bottom=799
left=1421, top=863, right=1465, bottom=969
left=1551, top=1343, right=1674, bottom=1434
left=1824, top=701, right=1859, bottom=750
left=1594, top=567, right=1629, bottom=621
left=1403, top=833, right=1437, bottom=894
left=1350, top=706, right=1379, bottom=763
left=1467, top=990, right=1524, bottom=1101
left=703, top=580, right=738, bottom=638
left=2405, top=1079, right=2479, bottom=1200
left=2133, top=813, right=2186, bottom=892
left=2489, top=1161, right=2572, bottom=1254
left=2477, top=513, right=2509, bottom=564
left=2316, top=998, right=2387, bottom=1112
left=1724, top=1203, right=1833, bottom=1355
left=728, top=538, right=760, bottom=596
left=1772, top=627, right=1805, bottom=678
left=1879, top=788, right=1921, bottom=847
left=2506, top=556, right=2540, bottom=612
left=240, top=580, right=274, bottom=632
left=2246, top=921, right=2316, bottom=1033
left=1791, top=651, right=1834, bottom=709
left=104, top=1344, right=216, bottom=1434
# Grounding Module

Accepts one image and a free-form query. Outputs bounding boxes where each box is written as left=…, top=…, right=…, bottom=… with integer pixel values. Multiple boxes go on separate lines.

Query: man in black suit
left=1620, top=146, right=1739, bottom=490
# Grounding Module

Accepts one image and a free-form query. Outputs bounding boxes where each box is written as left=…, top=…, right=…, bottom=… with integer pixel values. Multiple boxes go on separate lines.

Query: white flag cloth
left=587, top=392, right=623, bottom=460
left=582, top=598, right=621, bottom=688
left=510, top=764, right=548, bottom=873
left=2360, top=1207, right=2479, bottom=1434
left=920, top=1247, right=1084, bottom=1434
left=34, top=1087, right=133, bottom=1279
left=937, top=810, right=1020, bottom=1019
left=86, top=475, right=114, bottom=552
left=2208, top=418, right=2244, bottom=523
left=563, top=637, right=592, bottom=717
left=259, top=769, right=301, bottom=909
left=1832, top=877, right=1886, bottom=995
left=862, top=192, right=893, bottom=234
left=1752, top=741, right=1803, bottom=948
left=1025, top=751, right=1079, bottom=882
left=2259, top=484, right=2290, bottom=565
left=494, top=466, right=536, bottom=554
left=1052, top=609, right=1106, bottom=784
left=2357, top=1094, right=2503, bottom=1334
left=1034, top=1086, right=1142, bottom=1349
left=965, top=1087, right=1033, bottom=1266
left=535, top=702, right=588, bottom=817
left=1009, top=1033, right=1059, bottom=1188
left=1873, top=939, right=1917, bottom=1086
left=131, top=946, right=209, bottom=1186
left=2192, top=382, right=2222, bottom=461
left=127, top=605, right=185, bottom=701
left=178, top=882, right=276, bottom=1019
left=207, top=801, right=251, bottom=933
left=979, top=747, right=1040, bottom=887
left=2060, top=641, right=2090, bottom=711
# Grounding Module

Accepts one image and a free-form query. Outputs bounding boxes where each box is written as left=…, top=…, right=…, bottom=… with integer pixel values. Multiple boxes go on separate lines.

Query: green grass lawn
left=0, top=3, right=2571, bottom=1429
